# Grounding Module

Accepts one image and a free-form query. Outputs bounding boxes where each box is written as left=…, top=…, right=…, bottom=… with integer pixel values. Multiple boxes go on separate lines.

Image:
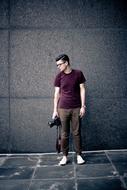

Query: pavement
left=0, top=149, right=127, bottom=190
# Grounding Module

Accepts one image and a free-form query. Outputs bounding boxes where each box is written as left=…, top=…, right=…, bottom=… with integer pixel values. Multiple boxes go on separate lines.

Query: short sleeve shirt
left=54, top=69, right=86, bottom=109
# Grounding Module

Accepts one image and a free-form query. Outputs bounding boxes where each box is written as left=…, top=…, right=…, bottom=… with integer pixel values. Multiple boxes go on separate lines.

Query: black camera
left=48, top=116, right=61, bottom=128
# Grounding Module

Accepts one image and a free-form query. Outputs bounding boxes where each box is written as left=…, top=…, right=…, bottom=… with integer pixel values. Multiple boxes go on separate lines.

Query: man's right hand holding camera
left=52, top=111, right=59, bottom=119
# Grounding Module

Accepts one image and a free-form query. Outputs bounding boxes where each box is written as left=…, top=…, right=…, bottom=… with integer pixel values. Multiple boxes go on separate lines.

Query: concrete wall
left=0, top=0, right=127, bottom=153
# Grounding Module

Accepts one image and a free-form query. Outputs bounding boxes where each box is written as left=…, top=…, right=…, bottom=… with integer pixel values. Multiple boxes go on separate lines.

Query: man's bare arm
left=52, top=87, right=60, bottom=119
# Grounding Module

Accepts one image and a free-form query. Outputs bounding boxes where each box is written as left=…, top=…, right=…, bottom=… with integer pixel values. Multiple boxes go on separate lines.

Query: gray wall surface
left=0, top=0, right=127, bottom=153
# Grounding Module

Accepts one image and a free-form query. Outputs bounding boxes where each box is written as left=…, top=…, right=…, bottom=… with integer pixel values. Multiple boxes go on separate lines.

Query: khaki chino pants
left=58, top=108, right=82, bottom=156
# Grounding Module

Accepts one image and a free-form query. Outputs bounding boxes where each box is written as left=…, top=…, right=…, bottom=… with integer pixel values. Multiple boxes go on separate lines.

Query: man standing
left=52, top=54, right=86, bottom=166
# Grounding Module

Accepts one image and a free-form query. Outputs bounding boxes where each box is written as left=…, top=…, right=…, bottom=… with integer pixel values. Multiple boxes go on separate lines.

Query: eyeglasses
left=56, top=62, right=65, bottom=67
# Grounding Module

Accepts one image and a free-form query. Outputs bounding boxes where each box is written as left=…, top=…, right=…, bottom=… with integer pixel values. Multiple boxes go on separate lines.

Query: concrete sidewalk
left=0, top=149, right=127, bottom=190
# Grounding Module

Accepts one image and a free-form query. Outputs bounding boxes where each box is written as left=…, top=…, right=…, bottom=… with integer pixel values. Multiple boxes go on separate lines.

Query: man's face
left=56, top=60, right=67, bottom=72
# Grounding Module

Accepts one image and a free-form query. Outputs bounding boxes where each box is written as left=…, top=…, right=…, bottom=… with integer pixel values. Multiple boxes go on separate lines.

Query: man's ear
left=65, top=61, right=68, bottom=66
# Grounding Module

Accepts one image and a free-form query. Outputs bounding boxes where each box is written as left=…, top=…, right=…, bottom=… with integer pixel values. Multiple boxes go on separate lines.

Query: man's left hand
left=79, top=107, right=86, bottom=118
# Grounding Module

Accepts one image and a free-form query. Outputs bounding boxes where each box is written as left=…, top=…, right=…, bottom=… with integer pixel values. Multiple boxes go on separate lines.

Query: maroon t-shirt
left=54, top=69, right=86, bottom=109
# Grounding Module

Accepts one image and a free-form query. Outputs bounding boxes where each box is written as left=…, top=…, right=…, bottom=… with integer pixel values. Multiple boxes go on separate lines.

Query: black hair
left=55, top=54, right=70, bottom=64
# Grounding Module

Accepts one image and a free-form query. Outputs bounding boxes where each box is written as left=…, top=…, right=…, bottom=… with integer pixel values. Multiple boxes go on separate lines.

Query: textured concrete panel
left=72, top=29, right=127, bottom=99
left=10, top=0, right=127, bottom=29
left=10, top=98, right=57, bottom=152
left=0, top=0, right=127, bottom=153
left=10, top=0, right=74, bottom=28
left=101, top=0, right=127, bottom=28
left=10, top=30, right=72, bottom=97
left=0, top=0, right=8, bottom=28
left=82, top=97, right=127, bottom=150
left=0, top=99, right=9, bottom=152
left=0, top=31, right=9, bottom=97
left=72, top=0, right=127, bottom=28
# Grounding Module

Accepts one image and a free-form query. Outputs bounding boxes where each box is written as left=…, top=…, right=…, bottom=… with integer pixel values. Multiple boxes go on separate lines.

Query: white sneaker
left=58, top=156, right=68, bottom=166
left=77, top=155, right=85, bottom=165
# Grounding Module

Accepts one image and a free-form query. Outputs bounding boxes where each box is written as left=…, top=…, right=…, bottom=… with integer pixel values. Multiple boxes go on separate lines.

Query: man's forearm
left=52, top=87, right=60, bottom=119
left=80, top=86, right=86, bottom=107
left=53, top=95, right=59, bottom=112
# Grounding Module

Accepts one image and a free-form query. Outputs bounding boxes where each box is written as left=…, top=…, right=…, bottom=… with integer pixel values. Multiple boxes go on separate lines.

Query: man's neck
left=64, top=66, right=72, bottom=74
